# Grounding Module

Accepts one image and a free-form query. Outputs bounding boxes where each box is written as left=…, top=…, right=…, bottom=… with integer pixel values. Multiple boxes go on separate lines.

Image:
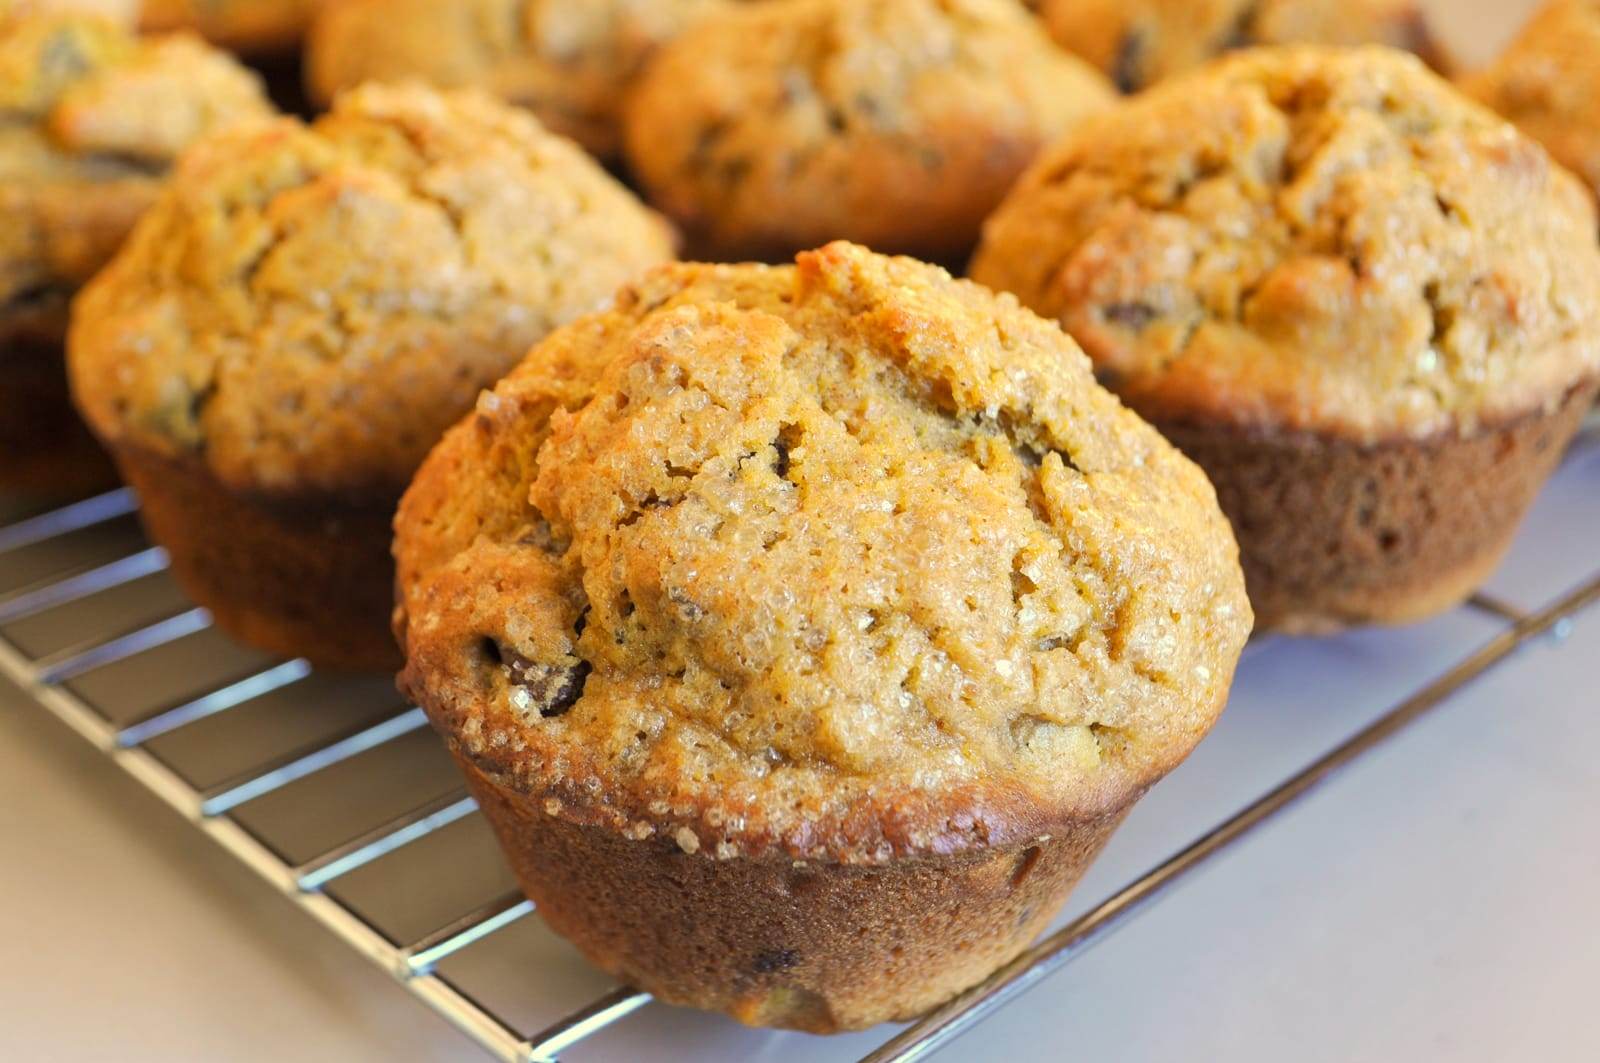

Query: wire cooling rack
left=2, top=417, right=1597, bottom=1063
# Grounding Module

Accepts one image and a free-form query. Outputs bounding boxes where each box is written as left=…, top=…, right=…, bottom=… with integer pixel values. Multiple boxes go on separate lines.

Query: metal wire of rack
left=2, top=422, right=1597, bottom=1063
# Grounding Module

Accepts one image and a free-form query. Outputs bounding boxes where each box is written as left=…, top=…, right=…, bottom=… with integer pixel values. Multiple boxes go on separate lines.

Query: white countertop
left=4, top=4, right=1592, bottom=1060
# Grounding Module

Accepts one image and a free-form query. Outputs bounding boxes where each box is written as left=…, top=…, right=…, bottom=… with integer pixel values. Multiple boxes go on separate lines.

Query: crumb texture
left=0, top=13, right=271, bottom=308
left=1040, top=0, right=1442, bottom=92
left=622, top=0, right=1114, bottom=262
left=396, top=242, right=1251, bottom=863
left=308, top=0, right=745, bottom=156
left=972, top=46, right=1600, bottom=442
left=69, top=83, right=675, bottom=493
left=1464, top=0, right=1600, bottom=201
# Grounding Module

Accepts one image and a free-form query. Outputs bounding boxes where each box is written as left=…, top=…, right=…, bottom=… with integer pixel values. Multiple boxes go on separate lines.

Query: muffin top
left=0, top=15, right=271, bottom=313
left=622, top=0, right=1114, bottom=264
left=69, top=83, right=675, bottom=494
left=307, top=0, right=743, bottom=158
left=395, top=242, right=1251, bottom=863
left=971, top=47, right=1600, bottom=443
left=1464, top=0, right=1600, bottom=202
left=1040, top=0, right=1443, bottom=93
left=140, top=0, right=322, bottom=52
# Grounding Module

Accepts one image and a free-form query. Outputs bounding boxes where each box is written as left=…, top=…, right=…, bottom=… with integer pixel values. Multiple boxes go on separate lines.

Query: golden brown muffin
left=1463, top=0, right=1600, bottom=204
left=622, top=0, right=1115, bottom=265
left=1040, top=0, right=1446, bottom=93
left=306, top=0, right=746, bottom=159
left=69, top=83, right=676, bottom=669
left=973, top=46, right=1600, bottom=632
left=0, top=14, right=270, bottom=493
left=139, top=0, right=321, bottom=53
left=394, top=241, right=1252, bottom=1031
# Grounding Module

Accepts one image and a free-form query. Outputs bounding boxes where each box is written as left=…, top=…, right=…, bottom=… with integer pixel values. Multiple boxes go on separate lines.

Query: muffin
left=139, top=0, right=320, bottom=54
left=394, top=241, right=1252, bottom=1031
left=1039, top=0, right=1446, bottom=93
left=622, top=0, right=1115, bottom=265
left=306, top=0, right=745, bottom=159
left=972, top=47, right=1600, bottom=633
left=69, top=84, right=676, bottom=669
left=1463, top=0, right=1600, bottom=203
left=0, top=13, right=271, bottom=493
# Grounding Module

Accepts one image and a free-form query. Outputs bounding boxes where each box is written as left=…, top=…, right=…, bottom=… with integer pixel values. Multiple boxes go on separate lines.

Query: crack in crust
left=395, top=242, right=1251, bottom=862
left=973, top=46, right=1600, bottom=443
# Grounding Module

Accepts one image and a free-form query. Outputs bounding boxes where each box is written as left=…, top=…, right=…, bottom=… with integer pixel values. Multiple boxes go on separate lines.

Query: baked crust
left=1159, top=381, right=1597, bottom=633
left=396, top=242, right=1251, bottom=865
left=458, top=750, right=1137, bottom=1032
left=0, top=14, right=272, bottom=310
left=972, top=46, right=1600, bottom=445
left=306, top=0, right=742, bottom=158
left=112, top=443, right=401, bottom=669
left=1463, top=0, right=1600, bottom=203
left=621, top=0, right=1114, bottom=263
left=69, top=83, right=676, bottom=497
left=1040, top=0, right=1446, bottom=93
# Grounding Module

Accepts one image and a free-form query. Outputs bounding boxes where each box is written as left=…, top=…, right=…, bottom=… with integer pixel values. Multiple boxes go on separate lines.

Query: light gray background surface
left=4, top=2, right=1592, bottom=1060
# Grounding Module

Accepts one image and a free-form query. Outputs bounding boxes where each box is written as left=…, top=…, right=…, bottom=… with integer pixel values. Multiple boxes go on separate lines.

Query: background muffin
left=395, top=241, right=1251, bottom=1032
left=139, top=0, right=321, bottom=54
left=0, top=13, right=270, bottom=492
left=972, top=46, right=1600, bottom=632
left=622, top=0, right=1114, bottom=265
left=307, top=0, right=745, bottom=158
left=1463, top=0, right=1600, bottom=203
left=1039, top=0, right=1446, bottom=93
left=69, top=84, right=675, bottom=669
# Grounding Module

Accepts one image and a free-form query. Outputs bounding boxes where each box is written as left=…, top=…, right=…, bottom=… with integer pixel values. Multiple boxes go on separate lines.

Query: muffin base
left=456, top=753, right=1133, bottom=1033
left=1, top=318, right=118, bottom=496
left=112, top=445, right=402, bottom=671
left=1157, top=382, right=1597, bottom=634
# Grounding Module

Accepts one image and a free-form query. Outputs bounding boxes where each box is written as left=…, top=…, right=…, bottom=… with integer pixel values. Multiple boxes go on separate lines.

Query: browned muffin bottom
left=395, top=243, right=1251, bottom=1030
left=1157, top=382, right=1597, bottom=634
left=0, top=299, right=115, bottom=495
left=973, top=48, right=1600, bottom=630
left=115, top=444, right=399, bottom=667
left=1040, top=0, right=1446, bottom=94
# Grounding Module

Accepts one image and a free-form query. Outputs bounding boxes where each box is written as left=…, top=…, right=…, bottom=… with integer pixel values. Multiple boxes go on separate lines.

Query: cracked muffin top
left=69, top=83, right=676, bottom=494
left=971, top=47, right=1600, bottom=443
left=0, top=14, right=270, bottom=318
left=1039, top=0, right=1444, bottom=93
left=307, top=0, right=748, bottom=158
left=621, top=0, right=1115, bottom=264
left=1464, top=0, right=1600, bottom=204
left=140, top=0, right=323, bottom=53
left=394, top=242, right=1251, bottom=863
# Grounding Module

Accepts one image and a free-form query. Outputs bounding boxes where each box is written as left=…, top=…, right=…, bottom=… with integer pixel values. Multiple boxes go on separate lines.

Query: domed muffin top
left=0, top=14, right=271, bottom=309
left=396, top=242, right=1251, bottom=864
left=972, top=47, right=1600, bottom=442
left=1464, top=0, right=1600, bottom=202
left=307, top=0, right=745, bottom=158
left=621, top=0, right=1115, bottom=263
left=1040, top=0, right=1442, bottom=93
left=69, top=83, right=676, bottom=494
